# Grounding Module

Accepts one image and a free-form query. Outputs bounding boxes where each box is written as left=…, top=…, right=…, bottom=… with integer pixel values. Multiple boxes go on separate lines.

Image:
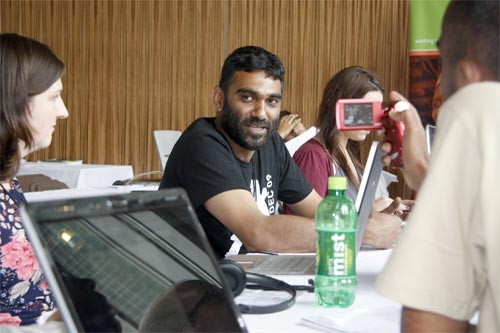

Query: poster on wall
left=409, top=0, right=449, bottom=126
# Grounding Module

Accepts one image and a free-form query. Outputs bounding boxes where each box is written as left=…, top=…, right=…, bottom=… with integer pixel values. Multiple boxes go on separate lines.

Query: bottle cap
left=328, top=176, right=347, bottom=190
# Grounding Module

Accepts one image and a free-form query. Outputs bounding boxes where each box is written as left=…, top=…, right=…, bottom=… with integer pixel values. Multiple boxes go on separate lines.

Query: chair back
left=153, top=130, right=182, bottom=171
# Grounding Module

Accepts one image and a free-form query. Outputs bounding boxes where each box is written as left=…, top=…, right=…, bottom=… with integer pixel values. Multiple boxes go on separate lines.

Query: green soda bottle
left=314, top=176, right=358, bottom=307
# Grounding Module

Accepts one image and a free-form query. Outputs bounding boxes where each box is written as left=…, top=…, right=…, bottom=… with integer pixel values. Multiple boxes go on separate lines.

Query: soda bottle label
left=317, top=229, right=356, bottom=277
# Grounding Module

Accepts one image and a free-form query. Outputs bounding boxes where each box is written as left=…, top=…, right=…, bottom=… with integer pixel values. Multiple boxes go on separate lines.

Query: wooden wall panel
left=0, top=0, right=409, bottom=197
left=0, top=0, right=225, bottom=174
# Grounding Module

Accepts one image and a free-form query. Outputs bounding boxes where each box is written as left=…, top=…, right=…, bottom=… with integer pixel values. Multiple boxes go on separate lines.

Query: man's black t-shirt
left=159, top=118, right=313, bottom=258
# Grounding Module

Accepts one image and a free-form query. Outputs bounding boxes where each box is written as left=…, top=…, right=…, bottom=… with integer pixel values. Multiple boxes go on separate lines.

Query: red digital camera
left=335, top=99, right=408, bottom=168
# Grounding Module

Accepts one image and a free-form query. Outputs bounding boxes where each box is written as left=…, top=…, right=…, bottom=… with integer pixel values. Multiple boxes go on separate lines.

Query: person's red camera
left=335, top=99, right=408, bottom=168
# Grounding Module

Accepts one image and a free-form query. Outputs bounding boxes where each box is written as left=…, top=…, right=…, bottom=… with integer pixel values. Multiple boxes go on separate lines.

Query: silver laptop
left=20, top=189, right=247, bottom=333
left=228, top=141, right=384, bottom=276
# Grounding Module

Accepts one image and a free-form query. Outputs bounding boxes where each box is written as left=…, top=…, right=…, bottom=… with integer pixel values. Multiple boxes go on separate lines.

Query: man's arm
left=381, top=91, right=429, bottom=191
left=205, top=189, right=321, bottom=253
left=285, top=189, right=323, bottom=218
left=402, top=307, right=475, bottom=332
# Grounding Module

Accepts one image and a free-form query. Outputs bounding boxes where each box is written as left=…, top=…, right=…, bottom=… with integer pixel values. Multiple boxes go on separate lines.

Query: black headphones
left=219, top=259, right=296, bottom=314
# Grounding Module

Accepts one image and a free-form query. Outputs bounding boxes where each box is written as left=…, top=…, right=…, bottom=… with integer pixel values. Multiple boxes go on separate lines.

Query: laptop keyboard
left=248, top=255, right=316, bottom=275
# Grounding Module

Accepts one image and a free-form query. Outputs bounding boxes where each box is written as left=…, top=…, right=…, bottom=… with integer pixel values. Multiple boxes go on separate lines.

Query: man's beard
left=220, top=100, right=278, bottom=150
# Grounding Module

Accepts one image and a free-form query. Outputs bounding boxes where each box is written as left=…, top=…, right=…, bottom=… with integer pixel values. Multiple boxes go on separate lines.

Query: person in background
left=0, top=33, right=68, bottom=326
left=278, top=110, right=307, bottom=142
left=286, top=66, right=408, bottom=249
left=159, top=46, right=323, bottom=258
left=376, top=1, right=500, bottom=331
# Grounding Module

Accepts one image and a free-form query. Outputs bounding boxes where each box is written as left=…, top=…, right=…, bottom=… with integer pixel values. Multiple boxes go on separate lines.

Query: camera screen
left=344, top=103, right=373, bottom=126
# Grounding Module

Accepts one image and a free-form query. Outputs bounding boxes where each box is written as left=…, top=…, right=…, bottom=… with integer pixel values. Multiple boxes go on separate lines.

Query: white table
left=18, top=162, right=134, bottom=189
left=24, top=184, right=159, bottom=203
left=241, top=249, right=401, bottom=333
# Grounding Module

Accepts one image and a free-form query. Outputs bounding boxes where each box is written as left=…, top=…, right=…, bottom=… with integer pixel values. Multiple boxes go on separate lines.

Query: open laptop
left=20, top=189, right=247, bottom=333
left=228, top=141, right=384, bottom=276
left=153, top=130, right=182, bottom=171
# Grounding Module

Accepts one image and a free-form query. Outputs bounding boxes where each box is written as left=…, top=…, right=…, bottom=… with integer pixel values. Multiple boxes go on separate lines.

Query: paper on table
left=300, top=304, right=399, bottom=333
left=236, top=289, right=302, bottom=307
left=300, top=315, right=360, bottom=333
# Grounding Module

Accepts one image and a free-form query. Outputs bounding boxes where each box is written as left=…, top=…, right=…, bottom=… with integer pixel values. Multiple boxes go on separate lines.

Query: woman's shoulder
left=293, top=139, right=333, bottom=172
left=294, top=138, right=327, bottom=157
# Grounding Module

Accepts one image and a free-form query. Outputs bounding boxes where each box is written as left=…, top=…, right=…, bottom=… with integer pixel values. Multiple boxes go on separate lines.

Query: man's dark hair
left=218, top=46, right=285, bottom=93
left=442, top=0, right=499, bottom=80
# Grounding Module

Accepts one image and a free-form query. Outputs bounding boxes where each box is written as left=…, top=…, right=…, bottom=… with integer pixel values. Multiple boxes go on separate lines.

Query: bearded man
left=159, top=46, right=322, bottom=258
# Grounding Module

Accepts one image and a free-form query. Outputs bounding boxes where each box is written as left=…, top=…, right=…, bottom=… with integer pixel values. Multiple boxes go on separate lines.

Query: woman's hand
left=379, top=91, right=430, bottom=191
left=373, top=195, right=397, bottom=212
left=374, top=196, right=415, bottom=221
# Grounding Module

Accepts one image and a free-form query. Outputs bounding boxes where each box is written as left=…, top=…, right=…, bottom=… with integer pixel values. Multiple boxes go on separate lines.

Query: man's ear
left=213, top=86, right=224, bottom=113
left=457, top=60, right=484, bottom=86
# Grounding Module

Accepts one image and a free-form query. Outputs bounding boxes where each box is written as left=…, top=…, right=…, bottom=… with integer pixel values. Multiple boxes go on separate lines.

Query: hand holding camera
left=383, top=91, right=430, bottom=191
left=335, top=99, right=408, bottom=168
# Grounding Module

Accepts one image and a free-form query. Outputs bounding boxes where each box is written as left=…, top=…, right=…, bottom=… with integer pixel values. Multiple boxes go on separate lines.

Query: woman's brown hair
left=316, top=66, right=384, bottom=190
left=0, top=33, right=64, bottom=181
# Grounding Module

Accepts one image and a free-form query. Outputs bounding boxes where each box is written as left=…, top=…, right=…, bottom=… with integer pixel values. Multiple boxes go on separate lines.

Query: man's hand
left=362, top=207, right=402, bottom=249
left=380, top=91, right=430, bottom=191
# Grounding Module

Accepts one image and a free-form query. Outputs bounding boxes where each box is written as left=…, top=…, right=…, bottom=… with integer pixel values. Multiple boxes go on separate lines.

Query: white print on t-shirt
left=250, top=174, right=278, bottom=215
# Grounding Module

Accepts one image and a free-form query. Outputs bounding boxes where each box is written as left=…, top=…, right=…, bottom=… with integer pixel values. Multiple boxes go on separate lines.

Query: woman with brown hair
left=288, top=66, right=408, bottom=249
left=0, top=33, right=68, bottom=326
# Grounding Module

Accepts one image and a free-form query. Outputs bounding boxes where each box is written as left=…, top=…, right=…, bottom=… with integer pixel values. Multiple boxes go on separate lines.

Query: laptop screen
left=355, top=141, right=384, bottom=252
left=20, top=189, right=247, bottom=333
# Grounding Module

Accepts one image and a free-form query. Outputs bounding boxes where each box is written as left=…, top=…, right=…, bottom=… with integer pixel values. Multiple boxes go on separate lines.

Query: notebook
left=228, top=141, right=384, bottom=276
left=20, top=189, right=247, bottom=333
